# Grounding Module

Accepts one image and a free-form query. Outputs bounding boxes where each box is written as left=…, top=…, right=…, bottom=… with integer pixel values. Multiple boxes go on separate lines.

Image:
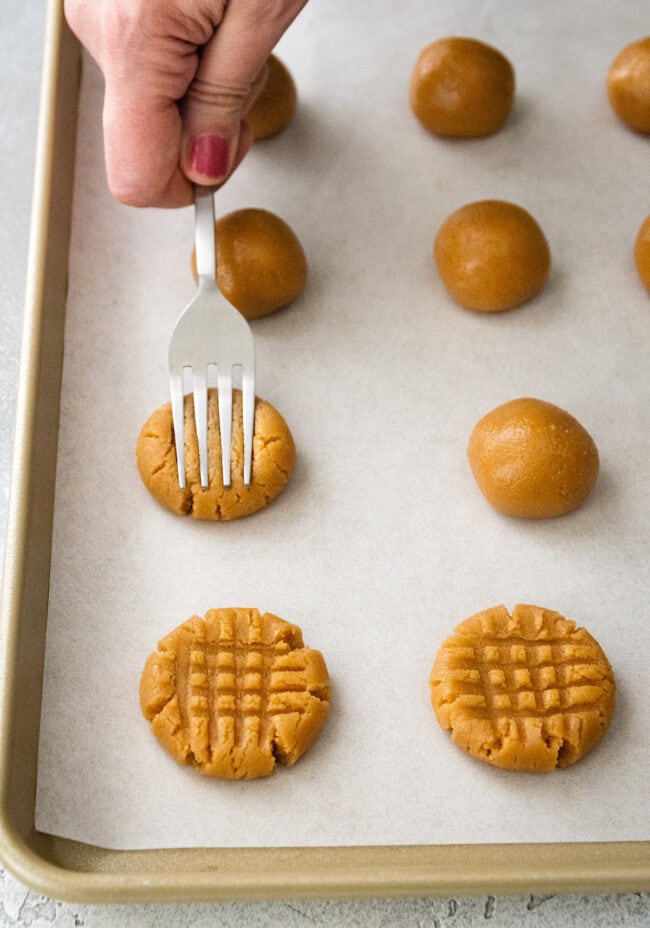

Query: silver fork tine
left=170, top=367, right=186, bottom=489
left=195, top=188, right=221, bottom=486
left=192, top=366, right=209, bottom=488
left=217, top=367, right=233, bottom=486
left=241, top=363, right=255, bottom=486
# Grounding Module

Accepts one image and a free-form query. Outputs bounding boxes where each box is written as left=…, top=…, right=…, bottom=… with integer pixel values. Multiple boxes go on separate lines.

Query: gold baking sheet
left=0, top=0, right=648, bottom=903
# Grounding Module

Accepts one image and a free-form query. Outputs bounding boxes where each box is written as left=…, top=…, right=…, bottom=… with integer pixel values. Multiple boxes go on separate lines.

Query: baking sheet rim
left=0, top=0, right=649, bottom=903
left=2, top=832, right=650, bottom=903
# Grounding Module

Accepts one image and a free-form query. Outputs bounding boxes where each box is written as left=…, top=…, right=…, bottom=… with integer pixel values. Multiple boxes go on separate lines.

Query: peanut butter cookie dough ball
left=192, top=208, right=308, bottom=319
left=409, top=37, right=515, bottom=138
left=635, top=215, right=650, bottom=291
left=434, top=200, right=551, bottom=312
left=430, top=603, right=615, bottom=772
left=246, top=54, right=297, bottom=140
left=467, top=398, right=599, bottom=519
left=136, top=389, right=296, bottom=520
left=607, top=37, right=650, bottom=133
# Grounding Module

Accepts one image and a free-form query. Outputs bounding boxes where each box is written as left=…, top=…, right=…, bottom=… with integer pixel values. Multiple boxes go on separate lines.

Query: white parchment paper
left=36, top=0, right=649, bottom=849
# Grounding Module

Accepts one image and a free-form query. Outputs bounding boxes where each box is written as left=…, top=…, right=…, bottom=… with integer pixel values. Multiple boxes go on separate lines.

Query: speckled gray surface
left=1, top=1, right=649, bottom=924
left=1, top=883, right=650, bottom=928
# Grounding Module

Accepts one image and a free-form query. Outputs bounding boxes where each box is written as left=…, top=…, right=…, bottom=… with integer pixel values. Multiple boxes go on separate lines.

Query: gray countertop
left=1, top=1, right=648, bottom=924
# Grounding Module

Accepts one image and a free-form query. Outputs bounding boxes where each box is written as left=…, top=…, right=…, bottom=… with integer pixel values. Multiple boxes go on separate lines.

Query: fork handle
left=194, top=184, right=217, bottom=281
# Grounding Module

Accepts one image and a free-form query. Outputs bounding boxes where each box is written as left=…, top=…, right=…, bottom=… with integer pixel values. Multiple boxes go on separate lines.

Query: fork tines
left=168, top=185, right=255, bottom=491
left=169, top=364, right=255, bottom=491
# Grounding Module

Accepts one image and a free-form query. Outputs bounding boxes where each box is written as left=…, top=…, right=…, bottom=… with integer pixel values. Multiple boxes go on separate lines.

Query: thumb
left=181, top=21, right=270, bottom=185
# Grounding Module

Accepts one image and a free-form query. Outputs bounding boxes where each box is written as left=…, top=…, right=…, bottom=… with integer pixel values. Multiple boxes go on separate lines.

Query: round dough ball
left=607, top=37, right=650, bottom=133
left=246, top=54, right=297, bottom=140
left=467, top=397, right=599, bottom=519
left=192, top=208, right=308, bottom=319
left=136, top=388, right=296, bottom=521
left=430, top=603, right=615, bottom=772
left=634, top=215, right=650, bottom=291
left=409, top=37, right=515, bottom=137
left=434, top=200, right=551, bottom=312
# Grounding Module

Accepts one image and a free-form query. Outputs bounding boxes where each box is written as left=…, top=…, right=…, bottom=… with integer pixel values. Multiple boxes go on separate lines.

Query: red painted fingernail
left=189, top=134, right=229, bottom=177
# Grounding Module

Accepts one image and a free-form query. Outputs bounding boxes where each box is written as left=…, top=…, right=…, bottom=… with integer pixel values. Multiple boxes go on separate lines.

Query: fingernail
left=189, top=134, right=230, bottom=178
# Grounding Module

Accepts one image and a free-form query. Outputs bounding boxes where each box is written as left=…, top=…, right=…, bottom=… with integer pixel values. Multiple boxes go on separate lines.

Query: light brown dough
left=635, top=215, right=650, bottom=292
left=191, top=208, right=308, bottom=320
left=246, top=54, right=297, bottom=140
left=467, top=397, right=599, bottom=519
left=430, top=604, right=616, bottom=772
left=410, top=37, right=515, bottom=138
left=434, top=200, right=551, bottom=312
left=607, top=37, right=650, bottom=134
left=136, top=388, right=295, bottom=521
left=140, top=608, right=331, bottom=779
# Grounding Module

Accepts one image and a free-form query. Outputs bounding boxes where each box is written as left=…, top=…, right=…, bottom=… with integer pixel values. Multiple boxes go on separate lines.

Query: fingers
left=64, top=0, right=307, bottom=206
left=101, top=89, right=194, bottom=208
left=66, top=0, right=202, bottom=207
left=180, top=0, right=306, bottom=186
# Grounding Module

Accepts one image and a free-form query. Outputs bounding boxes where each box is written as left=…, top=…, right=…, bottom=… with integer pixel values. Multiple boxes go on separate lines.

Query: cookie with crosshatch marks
left=429, top=604, right=615, bottom=772
left=139, top=608, right=331, bottom=779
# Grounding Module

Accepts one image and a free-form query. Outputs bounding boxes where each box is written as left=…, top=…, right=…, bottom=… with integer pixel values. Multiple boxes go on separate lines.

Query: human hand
left=64, top=0, right=306, bottom=208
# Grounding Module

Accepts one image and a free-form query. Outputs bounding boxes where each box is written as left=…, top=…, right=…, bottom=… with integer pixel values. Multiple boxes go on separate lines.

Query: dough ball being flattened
left=467, top=398, right=599, bottom=519
left=430, top=603, right=616, bottom=773
left=635, top=215, right=650, bottom=291
left=607, top=37, right=650, bottom=133
left=192, top=208, right=308, bottom=319
left=410, top=37, right=515, bottom=138
left=136, top=389, right=295, bottom=521
left=434, top=200, right=551, bottom=312
left=246, top=54, right=297, bottom=140
left=140, top=608, right=331, bottom=779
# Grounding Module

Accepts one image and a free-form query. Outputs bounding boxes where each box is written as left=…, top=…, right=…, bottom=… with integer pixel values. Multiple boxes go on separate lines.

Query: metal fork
left=168, top=185, right=255, bottom=490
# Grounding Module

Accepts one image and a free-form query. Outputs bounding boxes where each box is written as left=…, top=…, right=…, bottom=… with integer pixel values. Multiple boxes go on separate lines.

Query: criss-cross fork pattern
left=446, top=634, right=608, bottom=739
left=176, top=613, right=310, bottom=763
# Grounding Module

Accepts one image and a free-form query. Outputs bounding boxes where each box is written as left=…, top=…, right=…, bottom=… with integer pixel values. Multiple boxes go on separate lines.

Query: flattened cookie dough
left=136, top=388, right=295, bottom=520
left=430, top=604, right=615, bottom=772
left=140, top=608, right=331, bottom=779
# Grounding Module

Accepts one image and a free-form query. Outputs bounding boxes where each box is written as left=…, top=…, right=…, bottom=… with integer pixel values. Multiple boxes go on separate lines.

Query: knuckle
left=238, top=0, right=308, bottom=30
left=185, top=77, right=252, bottom=118
left=109, top=184, right=151, bottom=208
left=107, top=171, right=161, bottom=208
